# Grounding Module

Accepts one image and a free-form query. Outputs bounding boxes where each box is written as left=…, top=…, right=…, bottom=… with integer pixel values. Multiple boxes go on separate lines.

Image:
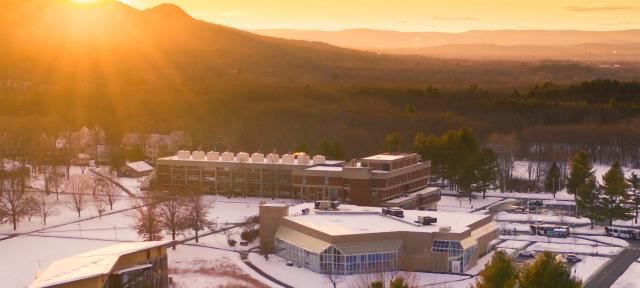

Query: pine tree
left=576, top=176, right=604, bottom=229
left=384, top=131, right=403, bottom=152
left=628, top=173, right=640, bottom=224
left=476, top=148, right=499, bottom=199
left=567, top=151, right=593, bottom=195
left=599, top=161, right=633, bottom=226
left=544, top=162, right=561, bottom=198
left=475, top=250, right=517, bottom=288
left=518, top=252, right=582, bottom=288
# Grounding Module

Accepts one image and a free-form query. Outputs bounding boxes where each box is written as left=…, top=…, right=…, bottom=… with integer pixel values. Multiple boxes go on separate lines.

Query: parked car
left=286, top=261, right=294, bottom=266
left=565, top=254, right=581, bottom=262
left=519, top=250, right=536, bottom=258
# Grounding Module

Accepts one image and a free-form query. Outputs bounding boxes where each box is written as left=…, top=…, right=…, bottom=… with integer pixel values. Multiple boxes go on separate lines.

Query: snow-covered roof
left=304, top=166, right=343, bottom=172
left=125, top=161, right=154, bottom=172
left=361, top=153, right=414, bottom=161
left=29, top=241, right=170, bottom=288
left=284, top=203, right=489, bottom=236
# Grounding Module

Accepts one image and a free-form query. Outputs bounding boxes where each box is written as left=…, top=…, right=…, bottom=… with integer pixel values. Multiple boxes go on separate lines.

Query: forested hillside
left=0, top=1, right=639, bottom=166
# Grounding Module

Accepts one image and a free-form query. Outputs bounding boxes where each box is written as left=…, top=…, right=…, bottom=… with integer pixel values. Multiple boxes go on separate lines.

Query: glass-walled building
left=260, top=203, right=498, bottom=275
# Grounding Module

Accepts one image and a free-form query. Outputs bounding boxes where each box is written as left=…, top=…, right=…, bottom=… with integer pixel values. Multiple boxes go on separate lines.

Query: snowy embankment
left=612, top=262, right=640, bottom=288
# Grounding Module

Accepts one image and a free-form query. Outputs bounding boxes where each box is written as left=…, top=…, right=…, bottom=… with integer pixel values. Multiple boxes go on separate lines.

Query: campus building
left=154, top=151, right=433, bottom=206
left=29, top=241, right=170, bottom=288
left=260, top=203, right=498, bottom=275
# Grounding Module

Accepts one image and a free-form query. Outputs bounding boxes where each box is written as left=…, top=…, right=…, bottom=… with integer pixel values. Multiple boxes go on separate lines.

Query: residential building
left=260, top=203, right=498, bottom=275
left=154, top=151, right=432, bottom=206
left=29, top=241, right=170, bottom=288
left=122, top=161, right=155, bottom=177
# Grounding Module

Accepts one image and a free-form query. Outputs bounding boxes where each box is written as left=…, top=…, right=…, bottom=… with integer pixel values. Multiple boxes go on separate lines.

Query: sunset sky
left=119, top=0, right=640, bottom=32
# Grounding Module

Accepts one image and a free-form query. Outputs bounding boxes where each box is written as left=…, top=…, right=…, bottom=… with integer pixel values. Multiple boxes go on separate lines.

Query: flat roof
left=284, top=203, right=487, bottom=236
left=304, top=166, right=344, bottom=172
left=384, top=187, right=440, bottom=204
left=361, top=153, right=414, bottom=161
left=29, top=241, right=170, bottom=288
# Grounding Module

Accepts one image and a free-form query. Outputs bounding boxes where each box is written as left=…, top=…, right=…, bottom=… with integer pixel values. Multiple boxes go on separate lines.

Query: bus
left=604, top=226, right=639, bottom=239
left=530, top=224, right=570, bottom=238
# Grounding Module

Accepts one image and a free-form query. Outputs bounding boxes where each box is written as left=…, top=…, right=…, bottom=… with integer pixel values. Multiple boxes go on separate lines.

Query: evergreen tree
left=476, top=148, right=499, bottom=199
left=567, top=151, right=593, bottom=195
left=384, top=131, right=403, bottom=152
left=602, top=161, right=629, bottom=198
left=404, top=103, right=416, bottom=114
left=628, top=173, right=640, bottom=224
left=599, top=161, right=632, bottom=226
left=576, top=176, right=604, bottom=229
left=317, top=138, right=345, bottom=160
left=295, top=142, right=310, bottom=154
left=475, top=250, right=517, bottom=288
left=544, top=162, right=562, bottom=198
left=518, top=252, right=582, bottom=288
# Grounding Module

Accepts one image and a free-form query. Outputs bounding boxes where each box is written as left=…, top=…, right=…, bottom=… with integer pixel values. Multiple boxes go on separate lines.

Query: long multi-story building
left=260, top=203, right=498, bottom=275
left=155, top=151, right=432, bottom=206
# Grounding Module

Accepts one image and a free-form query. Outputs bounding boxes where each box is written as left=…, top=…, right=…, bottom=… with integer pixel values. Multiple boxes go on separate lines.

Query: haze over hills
left=253, top=29, right=640, bottom=61
left=1, top=0, right=640, bottom=157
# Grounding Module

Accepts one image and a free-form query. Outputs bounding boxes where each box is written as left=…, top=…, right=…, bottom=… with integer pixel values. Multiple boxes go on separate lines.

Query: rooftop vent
left=192, top=151, right=205, bottom=160
left=282, top=154, right=295, bottom=164
left=312, top=155, right=326, bottom=165
left=415, top=215, right=438, bottom=225
left=177, top=150, right=191, bottom=159
left=314, top=200, right=340, bottom=210
left=206, top=151, right=220, bottom=161
left=251, top=153, right=265, bottom=162
left=382, top=207, right=404, bottom=218
left=237, top=152, right=250, bottom=162
left=297, top=154, right=310, bottom=164
left=439, top=226, right=451, bottom=232
left=221, top=152, right=235, bottom=161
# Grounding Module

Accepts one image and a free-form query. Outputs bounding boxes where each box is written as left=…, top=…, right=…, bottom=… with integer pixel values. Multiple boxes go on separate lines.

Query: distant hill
left=253, top=29, right=640, bottom=61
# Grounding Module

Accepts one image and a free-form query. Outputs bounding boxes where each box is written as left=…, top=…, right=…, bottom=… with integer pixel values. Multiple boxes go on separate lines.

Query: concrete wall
left=259, top=204, right=290, bottom=253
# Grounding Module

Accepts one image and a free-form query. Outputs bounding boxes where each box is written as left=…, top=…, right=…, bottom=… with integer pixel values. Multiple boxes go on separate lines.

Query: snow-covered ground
left=437, top=195, right=502, bottom=213
left=572, top=256, right=610, bottom=283
left=497, top=240, right=530, bottom=250
left=612, top=262, right=640, bottom=288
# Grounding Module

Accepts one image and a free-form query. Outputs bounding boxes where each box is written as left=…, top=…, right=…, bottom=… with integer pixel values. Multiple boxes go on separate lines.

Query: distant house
left=71, top=153, right=91, bottom=166
left=29, top=241, right=170, bottom=288
left=122, top=161, right=155, bottom=177
left=122, top=131, right=191, bottom=160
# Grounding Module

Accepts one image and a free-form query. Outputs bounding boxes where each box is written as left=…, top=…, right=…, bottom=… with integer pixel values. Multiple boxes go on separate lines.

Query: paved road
left=584, top=240, right=640, bottom=288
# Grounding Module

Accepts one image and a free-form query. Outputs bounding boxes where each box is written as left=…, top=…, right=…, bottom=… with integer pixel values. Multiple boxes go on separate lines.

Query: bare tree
left=130, top=199, right=163, bottom=241
left=47, top=166, right=65, bottom=202
left=98, top=173, right=118, bottom=210
left=185, top=193, right=214, bottom=243
left=158, top=197, right=187, bottom=246
left=93, top=194, right=107, bottom=219
left=0, top=178, right=29, bottom=230
left=66, top=175, right=89, bottom=217
left=24, top=195, right=39, bottom=222
left=37, top=192, right=58, bottom=226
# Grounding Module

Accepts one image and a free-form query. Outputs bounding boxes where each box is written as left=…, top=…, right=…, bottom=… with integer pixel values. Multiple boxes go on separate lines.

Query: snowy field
left=437, top=195, right=502, bottom=213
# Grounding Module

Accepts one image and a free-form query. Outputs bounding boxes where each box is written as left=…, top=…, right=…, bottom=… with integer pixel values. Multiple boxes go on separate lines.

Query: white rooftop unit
left=206, top=151, right=220, bottom=161
left=177, top=150, right=191, bottom=160
left=237, top=152, right=250, bottom=162
left=312, top=155, right=326, bottom=165
left=192, top=151, right=205, bottom=160
left=282, top=154, right=295, bottom=164
left=297, top=154, right=310, bottom=164
left=221, top=152, right=235, bottom=161
left=251, top=153, right=265, bottom=162
left=267, top=153, right=280, bottom=163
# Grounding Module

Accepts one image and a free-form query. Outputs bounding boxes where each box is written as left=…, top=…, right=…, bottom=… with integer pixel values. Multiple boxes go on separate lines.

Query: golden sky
left=120, top=0, right=639, bottom=32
